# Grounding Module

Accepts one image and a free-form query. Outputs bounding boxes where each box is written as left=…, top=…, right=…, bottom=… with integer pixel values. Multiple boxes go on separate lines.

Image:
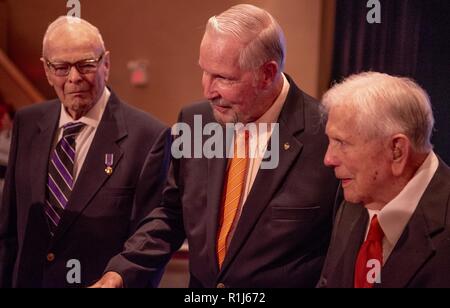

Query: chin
left=67, top=100, right=93, bottom=115
left=343, top=191, right=361, bottom=204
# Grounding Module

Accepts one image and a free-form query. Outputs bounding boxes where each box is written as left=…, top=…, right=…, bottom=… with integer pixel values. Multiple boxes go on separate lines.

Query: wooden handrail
left=0, top=48, right=45, bottom=103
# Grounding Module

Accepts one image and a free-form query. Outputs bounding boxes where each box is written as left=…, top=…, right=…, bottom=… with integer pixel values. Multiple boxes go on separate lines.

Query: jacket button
left=216, top=283, right=226, bottom=289
left=47, top=253, right=55, bottom=262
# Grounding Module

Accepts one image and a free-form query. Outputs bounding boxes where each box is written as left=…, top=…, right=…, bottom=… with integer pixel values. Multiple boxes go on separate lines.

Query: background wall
left=0, top=0, right=6, bottom=50
left=2, top=0, right=335, bottom=124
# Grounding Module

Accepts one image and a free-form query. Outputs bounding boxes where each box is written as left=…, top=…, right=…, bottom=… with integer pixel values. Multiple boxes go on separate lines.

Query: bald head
left=41, top=16, right=110, bottom=120
left=42, top=16, right=105, bottom=58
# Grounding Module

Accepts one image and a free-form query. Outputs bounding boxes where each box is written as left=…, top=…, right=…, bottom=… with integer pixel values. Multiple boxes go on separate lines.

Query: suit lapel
left=332, top=203, right=368, bottom=288
left=206, top=157, right=228, bottom=275
left=380, top=211, right=434, bottom=288
left=30, top=103, right=61, bottom=207
left=53, top=93, right=127, bottom=242
left=219, top=81, right=306, bottom=274
left=380, top=160, right=449, bottom=288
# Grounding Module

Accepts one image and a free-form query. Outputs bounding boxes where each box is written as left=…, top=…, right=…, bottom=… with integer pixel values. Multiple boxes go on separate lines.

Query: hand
left=89, top=272, right=124, bottom=288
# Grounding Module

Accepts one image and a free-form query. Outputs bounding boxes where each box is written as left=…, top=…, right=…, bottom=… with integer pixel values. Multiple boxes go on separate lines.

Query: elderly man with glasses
left=0, top=16, right=168, bottom=288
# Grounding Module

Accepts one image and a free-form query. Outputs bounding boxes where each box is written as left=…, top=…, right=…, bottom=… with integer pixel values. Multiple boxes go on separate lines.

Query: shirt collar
left=58, top=87, right=111, bottom=129
left=255, top=73, right=290, bottom=125
left=368, top=151, right=439, bottom=246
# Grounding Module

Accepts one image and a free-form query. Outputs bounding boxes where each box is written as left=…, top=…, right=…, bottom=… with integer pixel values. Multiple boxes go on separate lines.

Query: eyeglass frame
left=42, top=52, right=106, bottom=77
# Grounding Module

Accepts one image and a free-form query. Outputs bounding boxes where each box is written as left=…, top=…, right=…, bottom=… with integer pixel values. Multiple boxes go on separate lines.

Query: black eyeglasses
left=44, top=53, right=105, bottom=77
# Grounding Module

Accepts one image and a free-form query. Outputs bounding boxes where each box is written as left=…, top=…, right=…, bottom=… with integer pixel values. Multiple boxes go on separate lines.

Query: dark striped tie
left=45, top=122, right=85, bottom=235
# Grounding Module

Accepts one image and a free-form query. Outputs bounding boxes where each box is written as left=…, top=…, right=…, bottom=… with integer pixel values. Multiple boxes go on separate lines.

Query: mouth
left=211, top=102, right=231, bottom=114
left=341, top=178, right=353, bottom=187
left=67, top=90, right=88, bottom=96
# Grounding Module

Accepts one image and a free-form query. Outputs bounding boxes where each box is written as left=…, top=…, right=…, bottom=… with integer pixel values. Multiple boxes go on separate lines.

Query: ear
left=259, top=61, right=279, bottom=89
left=390, top=134, right=411, bottom=176
left=40, top=57, right=54, bottom=87
left=103, top=51, right=111, bottom=82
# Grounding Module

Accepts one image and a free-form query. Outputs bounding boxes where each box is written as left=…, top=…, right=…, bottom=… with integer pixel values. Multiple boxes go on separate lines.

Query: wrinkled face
left=324, top=106, right=392, bottom=205
left=43, top=27, right=110, bottom=120
left=199, top=32, right=266, bottom=124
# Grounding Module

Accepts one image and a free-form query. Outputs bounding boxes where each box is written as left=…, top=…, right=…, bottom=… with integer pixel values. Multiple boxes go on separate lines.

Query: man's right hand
left=89, top=271, right=124, bottom=288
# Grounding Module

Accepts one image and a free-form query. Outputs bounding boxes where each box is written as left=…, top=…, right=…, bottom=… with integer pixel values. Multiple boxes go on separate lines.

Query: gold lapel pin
left=284, top=143, right=291, bottom=151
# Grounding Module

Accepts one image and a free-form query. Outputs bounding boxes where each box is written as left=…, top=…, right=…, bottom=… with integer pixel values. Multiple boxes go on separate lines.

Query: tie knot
left=366, top=215, right=384, bottom=242
left=62, top=122, right=85, bottom=139
left=233, top=130, right=250, bottom=159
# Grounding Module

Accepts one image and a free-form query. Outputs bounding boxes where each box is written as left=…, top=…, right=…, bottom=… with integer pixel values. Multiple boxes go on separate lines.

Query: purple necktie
left=45, top=122, right=85, bottom=235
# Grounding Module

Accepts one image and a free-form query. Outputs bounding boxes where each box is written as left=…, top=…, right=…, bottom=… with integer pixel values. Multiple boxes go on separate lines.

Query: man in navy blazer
left=93, top=4, right=339, bottom=288
left=318, top=72, right=450, bottom=288
left=0, top=16, right=168, bottom=288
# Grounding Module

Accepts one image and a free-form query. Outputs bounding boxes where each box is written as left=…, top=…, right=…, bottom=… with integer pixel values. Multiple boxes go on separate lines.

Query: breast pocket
left=95, top=187, right=136, bottom=215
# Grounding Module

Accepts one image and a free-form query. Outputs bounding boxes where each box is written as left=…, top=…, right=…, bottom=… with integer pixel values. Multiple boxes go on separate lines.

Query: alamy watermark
left=66, top=259, right=81, bottom=284
left=366, top=259, right=382, bottom=284
left=171, top=116, right=280, bottom=170
left=67, top=0, right=81, bottom=19
left=367, top=0, right=381, bottom=24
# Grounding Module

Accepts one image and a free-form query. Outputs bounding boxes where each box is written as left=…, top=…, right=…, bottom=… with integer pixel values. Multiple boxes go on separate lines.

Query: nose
left=202, top=72, right=217, bottom=100
left=67, top=65, right=83, bottom=83
left=324, top=144, right=339, bottom=167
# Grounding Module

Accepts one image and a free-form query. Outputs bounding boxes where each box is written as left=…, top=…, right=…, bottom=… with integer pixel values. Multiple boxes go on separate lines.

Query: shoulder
left=180, top=101, right=212, bottom=117
left=433, top=158, right=450, bottom=205
left=112, top=95, right=167, bottom=134
left=287, top=78, right=321, bottom=116
left=15, top=99, right=59, bottom=120
left=121, top=102, right=166, bottom=130
left=438, top=158, right=450, bottom=180
left=176, top=101, right=215, bottom=124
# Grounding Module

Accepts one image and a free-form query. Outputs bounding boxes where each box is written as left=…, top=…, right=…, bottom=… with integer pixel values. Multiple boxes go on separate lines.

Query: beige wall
left=4, top=0, right=335, bottom=125
left=0, top=64, right=33, bottom=108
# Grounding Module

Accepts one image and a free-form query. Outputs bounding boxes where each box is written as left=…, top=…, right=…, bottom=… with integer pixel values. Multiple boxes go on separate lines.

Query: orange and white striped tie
left=216, top=132, right=249, bottom=269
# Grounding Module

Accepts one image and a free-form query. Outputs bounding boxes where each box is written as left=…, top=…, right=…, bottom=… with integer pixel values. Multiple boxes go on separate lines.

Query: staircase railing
left=0, top=48, right=45, bottom=103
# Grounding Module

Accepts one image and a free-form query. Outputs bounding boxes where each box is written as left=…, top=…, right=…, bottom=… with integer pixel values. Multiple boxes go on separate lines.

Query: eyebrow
left=48, top=53, right=101, bottom=63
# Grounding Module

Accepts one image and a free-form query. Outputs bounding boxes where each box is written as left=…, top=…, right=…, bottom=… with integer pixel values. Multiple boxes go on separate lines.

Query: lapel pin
left=105, top=153, right=114, bottom=176
left=284, top=143, right=291, bottom=151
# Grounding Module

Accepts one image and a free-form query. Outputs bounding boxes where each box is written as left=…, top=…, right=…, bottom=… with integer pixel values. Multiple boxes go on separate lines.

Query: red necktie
left=354, top=215, right=384, bottom=288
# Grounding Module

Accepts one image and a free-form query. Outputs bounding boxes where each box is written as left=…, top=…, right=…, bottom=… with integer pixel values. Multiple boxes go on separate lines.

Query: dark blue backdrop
left=331, top=0, right=449, bottom=164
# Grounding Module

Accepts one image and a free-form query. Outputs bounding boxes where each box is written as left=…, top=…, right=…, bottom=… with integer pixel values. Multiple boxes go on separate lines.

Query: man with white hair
left=93, top=4, right=338, bottom=288
left=0, top=16, right=168, bottom=288
left=318, top=72, right=450, bottom=288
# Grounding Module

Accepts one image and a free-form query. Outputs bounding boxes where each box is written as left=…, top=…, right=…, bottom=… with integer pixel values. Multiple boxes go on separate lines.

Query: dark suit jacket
left=0, top=91, right=168, bottom=288
left=106, top=77, right=339, bottom=288
left=318, top=158, right=450, bottom=288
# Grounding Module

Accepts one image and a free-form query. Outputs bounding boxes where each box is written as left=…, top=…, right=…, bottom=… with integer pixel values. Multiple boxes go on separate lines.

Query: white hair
left=322, top=72, right=435, bottom=153
left=206, top=4, right=286, bottom=71
left=42, top=16, right=105, bottom=57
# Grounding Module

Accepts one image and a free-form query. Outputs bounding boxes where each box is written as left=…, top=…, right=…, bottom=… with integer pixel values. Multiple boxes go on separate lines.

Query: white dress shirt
left=366, top=152, right=439, bottom=264
left=52, top=87, right=110, bottom=183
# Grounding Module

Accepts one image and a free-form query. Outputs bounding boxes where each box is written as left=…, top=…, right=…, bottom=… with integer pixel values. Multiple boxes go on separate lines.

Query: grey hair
left=42, top=16, right=105, bottom=57
left=206, top=4, right=286, bottom=71
left=322, top=72, right=435, bottom=153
